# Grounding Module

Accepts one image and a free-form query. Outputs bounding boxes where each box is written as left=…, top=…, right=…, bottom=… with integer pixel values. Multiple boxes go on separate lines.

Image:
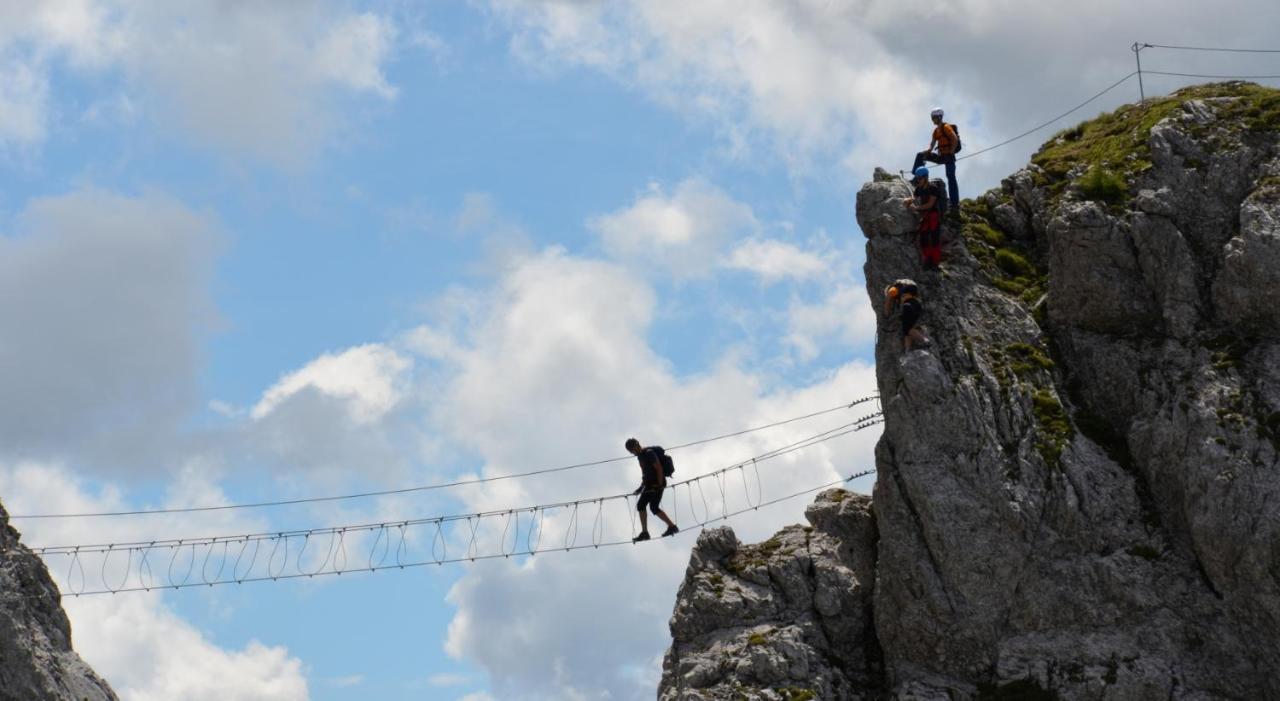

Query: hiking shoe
left=662, top=525, right=679, bottom=538
left=632, top=532, right=651, bottom=543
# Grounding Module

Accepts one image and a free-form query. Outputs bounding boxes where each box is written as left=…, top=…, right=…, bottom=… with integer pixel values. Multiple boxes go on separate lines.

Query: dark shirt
left=637, top=446, right=664, bottom=485
left=914, top=182, right=941, bottom=208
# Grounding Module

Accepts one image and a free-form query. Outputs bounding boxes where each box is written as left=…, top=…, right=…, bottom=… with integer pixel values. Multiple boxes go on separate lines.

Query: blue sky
left=3, top=2, right=1279, bottom=699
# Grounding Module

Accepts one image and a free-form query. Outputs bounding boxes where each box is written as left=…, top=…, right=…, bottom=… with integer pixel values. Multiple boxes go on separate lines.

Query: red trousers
left=918, top=211, right=942, bottom=266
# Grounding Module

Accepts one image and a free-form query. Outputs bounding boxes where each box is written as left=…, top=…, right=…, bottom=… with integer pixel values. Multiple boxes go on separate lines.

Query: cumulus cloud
left=0, top=1, right=402, bottom=163
left=252, top=344, right=412, bottom=425
left=225, top=342, right=426, bottom=485
left=787, top=284, right=879, bottom=363
left=0, top=189, right=218, bottom=469
left=588, top=179, right=758, bottom=278
left=0, top=462, right=309, bottom=701
left=724, top=238, right=830, bottom=283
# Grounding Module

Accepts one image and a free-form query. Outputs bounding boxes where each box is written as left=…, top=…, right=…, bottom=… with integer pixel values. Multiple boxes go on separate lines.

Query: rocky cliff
left=0, top=502, right=116, bottom=700
left=659, top=82, right=1280, bottom=700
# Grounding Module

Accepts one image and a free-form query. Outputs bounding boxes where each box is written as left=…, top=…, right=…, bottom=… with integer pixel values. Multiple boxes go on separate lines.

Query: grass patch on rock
left=1032, top=82, right=1280, bottom=202
left=1077, top=166, right=1128, bottom=205
left=1006, top=343, right=1055, bottom=376
left=995, top=248, right=1036, bottom=277
left=959, top=201, right=1049, bottom=312
left=1032, top=389, right=1074, bottom=467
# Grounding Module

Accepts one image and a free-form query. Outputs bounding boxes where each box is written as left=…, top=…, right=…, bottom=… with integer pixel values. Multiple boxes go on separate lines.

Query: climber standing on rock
left=884, top=279, right=930, bottom=352
left=912, top=107, right=960, bottom=219
left=626, top=438, right=679, bottom=542
left=903, top=167, right=944, bottom=269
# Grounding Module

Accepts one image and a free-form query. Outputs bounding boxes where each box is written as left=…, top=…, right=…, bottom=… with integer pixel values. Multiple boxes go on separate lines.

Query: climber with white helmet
left=912, top=107, right=961, bottom=220
left=902, top=166, right=944, bottom=269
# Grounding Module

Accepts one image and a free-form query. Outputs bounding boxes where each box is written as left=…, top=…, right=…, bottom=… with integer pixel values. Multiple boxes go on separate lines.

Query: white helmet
left=930, top=107, right=944, bottom=118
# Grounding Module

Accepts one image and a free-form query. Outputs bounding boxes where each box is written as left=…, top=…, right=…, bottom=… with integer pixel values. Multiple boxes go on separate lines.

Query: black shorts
left=901, top=298, right=922, bottom=338
left=637, top=487, right=665, bottom=514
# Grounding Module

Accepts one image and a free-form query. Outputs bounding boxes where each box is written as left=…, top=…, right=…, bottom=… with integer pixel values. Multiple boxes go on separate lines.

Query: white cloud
left=0, top=1, right=403, bottom=163
left=787, top=284, right=879, bottom=363
left=724, top=238, right=830, bottom=283
left=588, top=179, right=758, bottom=278
left=236, top=342, right=422, bottom=483
left=252, top=344, right=412, bottom=425
left=0, top=189, right=219, bottom=468
left=0, top=462, right=309, bottom=701
left=315, top=13, right=398, bottom=98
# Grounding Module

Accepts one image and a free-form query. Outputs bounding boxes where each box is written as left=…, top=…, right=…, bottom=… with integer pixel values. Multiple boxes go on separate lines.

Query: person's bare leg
left=638, top=510, right=649, bottom=534
left=656, top=510, right=675, bottom=529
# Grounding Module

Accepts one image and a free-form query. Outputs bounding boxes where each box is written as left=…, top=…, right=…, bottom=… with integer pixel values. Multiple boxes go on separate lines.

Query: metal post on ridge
left=1132, top=42, right=1148, bottom=104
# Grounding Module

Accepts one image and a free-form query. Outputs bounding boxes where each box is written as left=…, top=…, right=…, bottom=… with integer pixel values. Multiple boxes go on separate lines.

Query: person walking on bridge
left=912, top=107, right=960, bottom=218
left=626, top=438, right=679, bottom=542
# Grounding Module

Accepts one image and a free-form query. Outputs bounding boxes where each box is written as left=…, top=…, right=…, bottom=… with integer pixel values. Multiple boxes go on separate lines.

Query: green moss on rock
left=1032, top=389, right=1074, bottom=467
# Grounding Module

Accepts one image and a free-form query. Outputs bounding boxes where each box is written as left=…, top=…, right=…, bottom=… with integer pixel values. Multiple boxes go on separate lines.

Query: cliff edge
left=660, top=82, right=1280, bottom=700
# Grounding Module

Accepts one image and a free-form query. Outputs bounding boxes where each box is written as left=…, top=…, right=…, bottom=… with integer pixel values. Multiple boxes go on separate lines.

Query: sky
left=2, top=2, right=1279, bottom=699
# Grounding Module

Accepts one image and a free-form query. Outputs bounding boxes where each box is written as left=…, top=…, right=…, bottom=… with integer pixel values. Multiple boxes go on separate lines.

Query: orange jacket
left=933, top=123, right=958, bottom=155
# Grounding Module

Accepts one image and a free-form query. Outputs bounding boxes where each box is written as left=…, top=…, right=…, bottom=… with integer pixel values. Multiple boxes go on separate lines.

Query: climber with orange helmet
left=912, top=107, right=960, bottom=219
left=883, top=279, right=930, bottom=352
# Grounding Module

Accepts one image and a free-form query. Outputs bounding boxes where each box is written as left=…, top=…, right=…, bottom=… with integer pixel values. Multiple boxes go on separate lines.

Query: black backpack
left=929, top=178, right=949, bottom=213
left=947, top=123, right=962, bottom=153
left=651, top=446, right=675, bottom=477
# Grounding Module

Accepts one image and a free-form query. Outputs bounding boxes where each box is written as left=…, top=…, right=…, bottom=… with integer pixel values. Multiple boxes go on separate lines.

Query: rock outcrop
left=660, top=492, right=880, bottom=700
left=660, top=82, right=1280, bottom=700
left=0, top=502, right=116, bottom=700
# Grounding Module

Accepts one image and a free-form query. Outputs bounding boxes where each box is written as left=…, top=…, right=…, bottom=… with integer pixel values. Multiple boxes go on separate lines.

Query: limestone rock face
left=659, top=491, right=879, bottom=700
left=659, top=84, right=1280, bottom=700
left=0, top=503, right=116, bottom=701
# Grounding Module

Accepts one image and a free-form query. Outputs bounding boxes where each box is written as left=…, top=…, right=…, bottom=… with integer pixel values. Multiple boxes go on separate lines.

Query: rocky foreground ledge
left=659, top=82, right=1280, bottom=700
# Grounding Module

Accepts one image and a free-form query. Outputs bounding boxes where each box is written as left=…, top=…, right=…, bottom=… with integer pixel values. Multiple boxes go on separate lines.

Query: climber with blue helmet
left=912, top=107, right=960, bottom=220
left=902, top=166, right=944, bottom=269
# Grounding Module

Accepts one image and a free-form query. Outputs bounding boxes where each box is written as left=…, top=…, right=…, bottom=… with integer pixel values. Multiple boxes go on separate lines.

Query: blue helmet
left=913, top=166, right=929, bottom=179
